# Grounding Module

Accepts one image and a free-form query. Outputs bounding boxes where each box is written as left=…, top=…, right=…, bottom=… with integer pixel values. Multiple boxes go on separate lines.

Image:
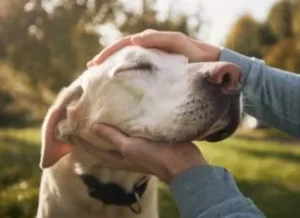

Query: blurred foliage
left=0, top=0, right=200, bottom=126
left=0, top=63, right=54, bottom=126
left=0, top=128, right=41, bottom=218
left=225, top=0, right=300, bottom=74
left=267, top=0, right=293, bottom=38
left=226, top=14, right=263, bottom=58
left=1, top=1, right=300, bottom=217
left=265, top=37, right=300, bottom=73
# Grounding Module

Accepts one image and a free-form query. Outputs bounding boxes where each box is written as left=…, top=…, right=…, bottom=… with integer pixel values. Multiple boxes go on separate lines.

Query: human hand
left=74, top=124, right=208, bottom=183
left=87, top=30, right=221, bottom=67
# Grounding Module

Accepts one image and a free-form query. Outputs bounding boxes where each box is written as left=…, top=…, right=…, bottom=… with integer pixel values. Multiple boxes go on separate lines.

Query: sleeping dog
left=37, top=46, right=242, bottom=218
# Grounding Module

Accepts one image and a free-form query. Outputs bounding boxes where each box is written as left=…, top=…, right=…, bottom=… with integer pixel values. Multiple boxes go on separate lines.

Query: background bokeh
left=0, top=0, right=300, bottom=217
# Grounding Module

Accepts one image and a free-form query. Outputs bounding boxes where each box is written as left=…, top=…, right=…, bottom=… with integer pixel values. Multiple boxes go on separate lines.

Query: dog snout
left=205, top=62, right=242, bottom=94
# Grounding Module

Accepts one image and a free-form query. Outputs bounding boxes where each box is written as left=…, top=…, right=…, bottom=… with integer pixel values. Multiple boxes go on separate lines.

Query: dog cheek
left=56, top=98, right=88, bottom=143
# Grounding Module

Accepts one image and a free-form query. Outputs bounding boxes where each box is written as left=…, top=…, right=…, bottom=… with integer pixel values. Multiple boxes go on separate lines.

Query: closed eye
left=116, top=62, right=154, bottom=74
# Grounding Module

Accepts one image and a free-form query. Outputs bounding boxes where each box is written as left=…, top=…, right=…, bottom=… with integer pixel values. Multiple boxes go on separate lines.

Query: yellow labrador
left=37, top=46, right=242, bottom=218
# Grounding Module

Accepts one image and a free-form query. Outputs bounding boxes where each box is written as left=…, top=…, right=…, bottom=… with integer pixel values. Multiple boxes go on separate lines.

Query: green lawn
left=0, top=127, right=300, bottom=218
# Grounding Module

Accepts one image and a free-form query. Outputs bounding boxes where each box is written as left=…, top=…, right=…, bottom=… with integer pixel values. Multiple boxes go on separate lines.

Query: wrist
left=206, top=44, right=221, bottom=62
left=194, top=40, right=221, bottom=62
left=163, top=155, right=208, bottom=183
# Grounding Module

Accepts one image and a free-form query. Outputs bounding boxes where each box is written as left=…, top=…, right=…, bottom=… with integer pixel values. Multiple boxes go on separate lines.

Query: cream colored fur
left=37, top=46, right=240, bottom=218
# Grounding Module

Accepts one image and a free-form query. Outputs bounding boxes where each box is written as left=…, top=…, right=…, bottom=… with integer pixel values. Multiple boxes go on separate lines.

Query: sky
left=155, top=0, right=278, bottom=45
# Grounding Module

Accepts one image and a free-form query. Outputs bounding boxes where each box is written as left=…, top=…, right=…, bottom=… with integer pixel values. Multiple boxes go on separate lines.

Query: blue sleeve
left=170, top=165, right=265, bottom=218
left=220, top=48, right=300, bottom=138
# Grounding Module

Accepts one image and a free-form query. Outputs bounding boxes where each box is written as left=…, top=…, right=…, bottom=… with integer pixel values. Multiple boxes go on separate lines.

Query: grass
left=0, top=127, right=300, bottom=218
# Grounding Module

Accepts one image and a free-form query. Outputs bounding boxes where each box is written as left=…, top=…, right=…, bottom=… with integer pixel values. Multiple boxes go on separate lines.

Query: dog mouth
left=203, top=97, right=241, bottom=142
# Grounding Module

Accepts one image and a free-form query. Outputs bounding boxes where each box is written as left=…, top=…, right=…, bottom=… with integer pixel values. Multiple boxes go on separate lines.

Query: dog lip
left=204, top=97, right=240, bottom=142
left=204, top=129, right=231, bottom=142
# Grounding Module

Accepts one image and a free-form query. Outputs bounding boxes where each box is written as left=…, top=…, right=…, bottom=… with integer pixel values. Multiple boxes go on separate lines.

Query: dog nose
left=205, top=62, right=242, bottom=94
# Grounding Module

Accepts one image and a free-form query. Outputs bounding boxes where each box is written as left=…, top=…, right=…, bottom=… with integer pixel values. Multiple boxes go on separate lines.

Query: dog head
left=40, top=46, right=242, bottom=168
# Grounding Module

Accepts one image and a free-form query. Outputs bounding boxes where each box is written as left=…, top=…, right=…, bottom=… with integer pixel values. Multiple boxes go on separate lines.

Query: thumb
left=87, top=35, right=135, bottom=67
left=131, top=31, right=187, bottom=53
left=72, top=136, right=124, bottom=160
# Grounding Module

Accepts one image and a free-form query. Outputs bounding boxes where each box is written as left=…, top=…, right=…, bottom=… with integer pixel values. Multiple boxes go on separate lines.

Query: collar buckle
left=129, top=176, right=149, bottom=214
left=128, top=192, right=142, bottom=214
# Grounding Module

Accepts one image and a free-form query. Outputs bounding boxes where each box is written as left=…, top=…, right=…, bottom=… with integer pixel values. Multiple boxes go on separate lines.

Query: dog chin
left=203, top=106, right=241, bottom=142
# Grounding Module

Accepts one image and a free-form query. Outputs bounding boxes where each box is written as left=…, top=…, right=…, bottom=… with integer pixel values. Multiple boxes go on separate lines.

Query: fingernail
left=87, top=61, right=94, bottom=68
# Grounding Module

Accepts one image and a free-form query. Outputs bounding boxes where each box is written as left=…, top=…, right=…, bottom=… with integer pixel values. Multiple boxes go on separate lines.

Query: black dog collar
left=79, top=174, right=149, bottom=214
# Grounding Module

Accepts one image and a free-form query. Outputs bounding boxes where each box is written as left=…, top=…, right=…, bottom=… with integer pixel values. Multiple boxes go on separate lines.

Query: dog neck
left=70, top=144, right=154, bottom=216
left=40, top=153, right=158, bottom=218
left=71, top=140, right=147, bottom=192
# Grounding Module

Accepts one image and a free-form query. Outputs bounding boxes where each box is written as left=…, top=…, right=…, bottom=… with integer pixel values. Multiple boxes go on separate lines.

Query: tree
left=267, top=0, right=293, bottom=38
left=0, top=0, right=108, bottom=91
left=0, top=0, right=203, bottom=125
left=258, top=23, right=278, bottom=46
left=0, top=63, right=53, bottom=126
left=225, top=0, right=300, bottom=75
left=117, top=0, right=201, bottom=37
left=225, top=14, right=261, bottom=57
left=1, top=0, right=201, bottom=92
left=265, top=38, right=300, bottom=73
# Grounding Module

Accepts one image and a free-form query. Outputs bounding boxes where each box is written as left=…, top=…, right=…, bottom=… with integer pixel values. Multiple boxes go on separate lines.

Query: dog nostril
left=203, top=62, right=242, bottom=94
left=222, top=73, right=231, bottom=86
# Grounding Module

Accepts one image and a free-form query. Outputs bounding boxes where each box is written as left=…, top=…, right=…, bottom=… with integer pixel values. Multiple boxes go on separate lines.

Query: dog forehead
left=115, top=46, right=188, bottom=65
left=81, top=45, right=188, bottom=88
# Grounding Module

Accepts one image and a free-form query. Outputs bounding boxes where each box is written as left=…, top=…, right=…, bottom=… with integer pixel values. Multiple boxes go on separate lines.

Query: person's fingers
left=87, top=35, right=136, bottom=67
left=72, top=136, right=125, bottom=161
left=132, top=30, right=188, bottom=53
left=133, top=31, right=205, bottom=62
left=87, top=30, right=204, bottom=67
left=87, top=30, right=159, bottom=67
left=189, top=38, right=221, bottom=62
left=72, top=136, right=148, bottom=172
left=92, top=124, right=130, bottom=151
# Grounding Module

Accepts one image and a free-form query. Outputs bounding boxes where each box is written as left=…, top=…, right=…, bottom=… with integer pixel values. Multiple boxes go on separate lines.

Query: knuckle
left=119, top=138, right=139, bottom=156
left=122, top=137, right=130, bottom=146
left=119, top=139, right=129, bottom=153
left=105, top=131, right=114, bottom=140
left=139, top=29, right=157, bottom=37
left=174, top=32, right=187, bottom=41
left=120, top=147, right=130, bottom=157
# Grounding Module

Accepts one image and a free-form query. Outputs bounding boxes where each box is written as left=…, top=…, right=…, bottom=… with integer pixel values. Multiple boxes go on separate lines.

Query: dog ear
left=40, top=85, right=83, bottom=169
